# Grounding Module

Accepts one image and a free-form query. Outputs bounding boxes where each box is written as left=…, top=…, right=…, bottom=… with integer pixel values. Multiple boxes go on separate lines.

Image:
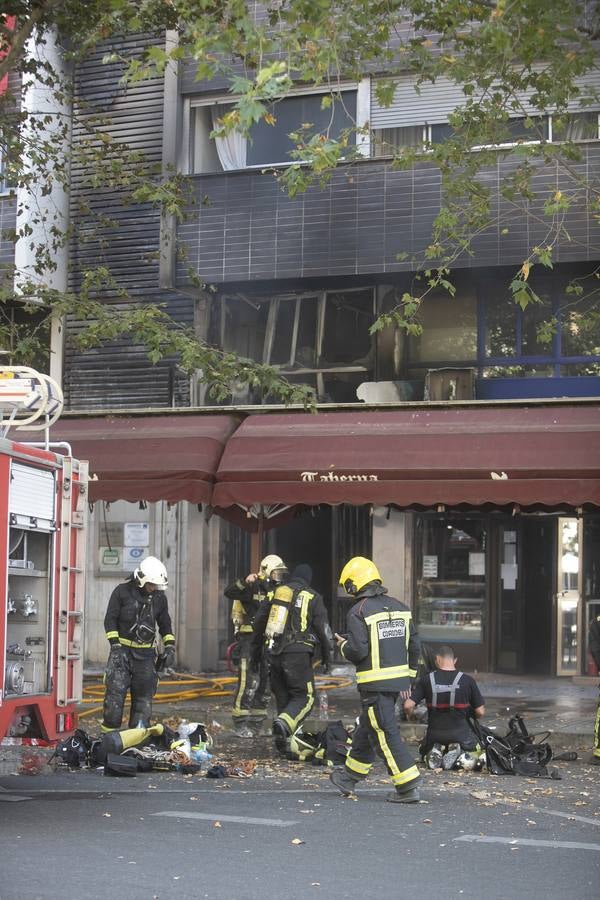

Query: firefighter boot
left=330, top=767, right=361, bottom=797
left=247, top=716, right=266, bottom=735
left=442, top=743, right=462, bottom=771
left=234, top=723, right=255, bottom=738
left=272, top=719, right=289, bottom=754
left=386, top=785, right=421, bottom=804
left=425, top=743, right=444, bottom=769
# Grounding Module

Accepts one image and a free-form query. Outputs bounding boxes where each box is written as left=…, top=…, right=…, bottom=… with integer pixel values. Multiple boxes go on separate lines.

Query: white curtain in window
left=211, top=104, right=247, bottom=170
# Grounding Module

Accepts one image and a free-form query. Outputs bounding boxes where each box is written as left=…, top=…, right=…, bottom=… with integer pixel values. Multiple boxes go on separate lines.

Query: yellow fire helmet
left=339, top=556, right=382, bottom=595
left=259, top=554, right=288, bottom=583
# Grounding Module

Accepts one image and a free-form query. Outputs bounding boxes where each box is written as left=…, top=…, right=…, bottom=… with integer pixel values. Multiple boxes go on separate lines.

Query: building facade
left=5, top=30, right=600, bottom=677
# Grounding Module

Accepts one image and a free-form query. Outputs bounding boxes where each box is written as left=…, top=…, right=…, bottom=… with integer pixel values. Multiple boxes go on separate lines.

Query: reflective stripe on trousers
left=232, top=634, right=270, bottom=720
left=270, top=651, right=315, bottom=735
left=345, top=692, right=420, bottom=788
left=102, top=648, right=157, bottom=730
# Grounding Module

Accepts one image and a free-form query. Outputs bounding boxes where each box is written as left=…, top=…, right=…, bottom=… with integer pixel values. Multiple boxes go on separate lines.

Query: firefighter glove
left=107, top=643, right=126, bottom=675
left=162, top=645, right=176, bottom=671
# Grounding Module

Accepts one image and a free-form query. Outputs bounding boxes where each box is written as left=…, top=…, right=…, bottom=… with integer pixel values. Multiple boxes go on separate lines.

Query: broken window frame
left=219, top=287, right=376, bottom=402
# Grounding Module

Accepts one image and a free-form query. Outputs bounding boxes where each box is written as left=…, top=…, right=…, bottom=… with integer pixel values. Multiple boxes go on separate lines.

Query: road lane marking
left=152, top=811, right=299, bottom=827
left=454, top=835, right=600, bottom=851
left=528, top=806, right=600, bottom=828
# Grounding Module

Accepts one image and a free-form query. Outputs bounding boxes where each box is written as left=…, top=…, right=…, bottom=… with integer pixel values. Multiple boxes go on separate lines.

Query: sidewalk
left=80, top=667, right=598, bottom=748
left=1, top=669, right=597, bottom=779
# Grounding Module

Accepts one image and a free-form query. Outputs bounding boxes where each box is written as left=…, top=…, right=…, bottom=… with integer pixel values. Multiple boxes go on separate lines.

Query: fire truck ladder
left=56, top=455, right=89, bottom=707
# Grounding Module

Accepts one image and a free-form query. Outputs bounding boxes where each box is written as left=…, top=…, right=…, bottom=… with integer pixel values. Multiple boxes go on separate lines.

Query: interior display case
left=416, top=517, right=487, bottom=645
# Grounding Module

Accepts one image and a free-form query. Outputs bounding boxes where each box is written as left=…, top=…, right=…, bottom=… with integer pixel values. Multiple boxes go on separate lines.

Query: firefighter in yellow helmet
left=224, top=554, right=288, bottom=736
left=330, top=556, right=422, bottom=803
left=251, top=563, right=333, bottom=754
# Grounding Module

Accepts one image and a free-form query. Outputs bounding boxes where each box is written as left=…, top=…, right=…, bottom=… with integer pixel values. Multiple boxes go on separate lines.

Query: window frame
left=404, top=286, right=600, bottom=377
left=0, top=147, right=12, bottom=196
left=479, top=292, right=600, bottom=377
left=219, top=287, right=376, bottom=401
left=186, top=81, right=363, bottom=175
left=370, top=112, right=600, bottom=158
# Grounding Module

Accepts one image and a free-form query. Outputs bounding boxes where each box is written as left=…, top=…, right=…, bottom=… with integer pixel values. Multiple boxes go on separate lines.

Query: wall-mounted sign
left=99, top=547, right=121, bottom=571
left=300, top=471, right=379, bottom=483
left=469, top=552, right=485, bottom=576
left=124, top=522, right=150, bottom=547
left=422, top=555, right=438, bottom=578
left=124, top=546, right=146, bottom=568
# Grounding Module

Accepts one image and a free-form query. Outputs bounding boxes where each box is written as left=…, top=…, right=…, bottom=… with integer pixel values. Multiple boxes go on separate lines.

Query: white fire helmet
left=259, top=554, right=288, bottom=583
left=134, top=556, right=168, bottom=589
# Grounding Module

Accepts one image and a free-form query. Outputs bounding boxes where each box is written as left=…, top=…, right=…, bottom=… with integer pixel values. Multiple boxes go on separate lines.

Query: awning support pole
left=250, top=507, right=264, bottom=573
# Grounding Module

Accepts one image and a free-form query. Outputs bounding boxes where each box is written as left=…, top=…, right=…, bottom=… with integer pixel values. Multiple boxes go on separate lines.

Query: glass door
left=415, top=515, right=487, bottom=671
left=556, top=517, right=581, bottom=676
left=496, top=522, right=521, bottom=672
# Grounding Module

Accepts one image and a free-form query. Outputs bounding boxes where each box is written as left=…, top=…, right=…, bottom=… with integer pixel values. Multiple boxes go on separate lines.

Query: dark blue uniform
left=339, top=584, right=421, bottom=792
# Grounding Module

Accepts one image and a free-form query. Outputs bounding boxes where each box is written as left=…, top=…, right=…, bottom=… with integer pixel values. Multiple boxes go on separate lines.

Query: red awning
left=50, top=414, right=239, bottom=504
left=212, top=406, right=600, bottom=511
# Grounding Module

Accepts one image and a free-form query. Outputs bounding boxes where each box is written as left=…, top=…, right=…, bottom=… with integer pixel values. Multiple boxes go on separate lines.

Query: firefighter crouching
left=331, top=556, right=422, bottom=804
left=251, top=564, right=333, bottom=754
left=102, top=556, right=175, bottom=732
left=224, top=555, right=288, bottom=736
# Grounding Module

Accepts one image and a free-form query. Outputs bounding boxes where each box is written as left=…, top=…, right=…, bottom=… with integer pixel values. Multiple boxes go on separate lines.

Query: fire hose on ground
left=78, top=672, right=354, bottom=720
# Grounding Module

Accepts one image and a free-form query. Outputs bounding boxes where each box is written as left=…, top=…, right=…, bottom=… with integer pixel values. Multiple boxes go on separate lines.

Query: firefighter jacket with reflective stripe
left=340, top=585, right=419, bottom=692
left=224, top=578, right=270, bottom=634
left=104, top=580, right=175, bottom=653
left=590, top=615, right=600, bottom=670
left=251, top=576, right=333, bottom=665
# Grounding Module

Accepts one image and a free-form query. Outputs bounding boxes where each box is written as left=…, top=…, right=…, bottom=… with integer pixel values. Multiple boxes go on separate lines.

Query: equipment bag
left=503, top=715, right=553, bottom=774
left=315, top=721, right=352, bottom=767
left=53, top=729, right=93, bottom=768
left=468, top=715, right=559, bottom=779
left=286, top=721, right=352, bottom=766
left=104, top=752, right=138, bottom=777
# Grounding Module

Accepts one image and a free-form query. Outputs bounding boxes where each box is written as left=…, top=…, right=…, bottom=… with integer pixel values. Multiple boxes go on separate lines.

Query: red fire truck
left=0, top=368, right=88, bottom=741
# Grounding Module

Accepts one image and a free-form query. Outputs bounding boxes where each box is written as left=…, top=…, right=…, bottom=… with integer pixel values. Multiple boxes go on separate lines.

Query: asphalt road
left=1, top=762, right=599, bottom=900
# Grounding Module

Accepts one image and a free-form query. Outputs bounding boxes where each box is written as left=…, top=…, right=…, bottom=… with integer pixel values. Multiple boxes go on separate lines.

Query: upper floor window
left=0, top=147, right=13, bottom=195
left=404, top=269, right=600, bottom=380
left=371, top=112, right=597, bottom=156
left=190, top=89, right=357, bottom=174
left=213, top=287, right=375, bottom=403
left=481, top=286, right=600, bottom=377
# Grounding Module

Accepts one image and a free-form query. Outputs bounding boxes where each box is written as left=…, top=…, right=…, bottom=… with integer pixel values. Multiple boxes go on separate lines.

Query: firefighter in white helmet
left=102, top=556, right=175, bottom=732
left=224, top=554, right=288, bottom=736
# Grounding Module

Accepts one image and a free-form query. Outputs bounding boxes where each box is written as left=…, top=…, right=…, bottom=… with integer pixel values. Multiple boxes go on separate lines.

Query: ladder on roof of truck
left=0, top=366, right=63, bottom=440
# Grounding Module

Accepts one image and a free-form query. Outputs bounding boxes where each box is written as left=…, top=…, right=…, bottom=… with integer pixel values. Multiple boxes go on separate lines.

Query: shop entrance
left=495, top=517, right=556, bottom=675
left=414, top=514, right=488, bottom=672
left=266, top=505, right=372, bottom=635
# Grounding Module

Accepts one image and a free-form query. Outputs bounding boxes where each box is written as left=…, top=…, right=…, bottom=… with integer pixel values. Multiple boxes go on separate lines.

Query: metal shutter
left=9, top=462, right=56, bottom=528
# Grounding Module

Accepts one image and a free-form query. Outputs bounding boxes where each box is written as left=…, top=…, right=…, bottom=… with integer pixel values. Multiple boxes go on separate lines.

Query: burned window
left=214, top=288, right=375, bottom=404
